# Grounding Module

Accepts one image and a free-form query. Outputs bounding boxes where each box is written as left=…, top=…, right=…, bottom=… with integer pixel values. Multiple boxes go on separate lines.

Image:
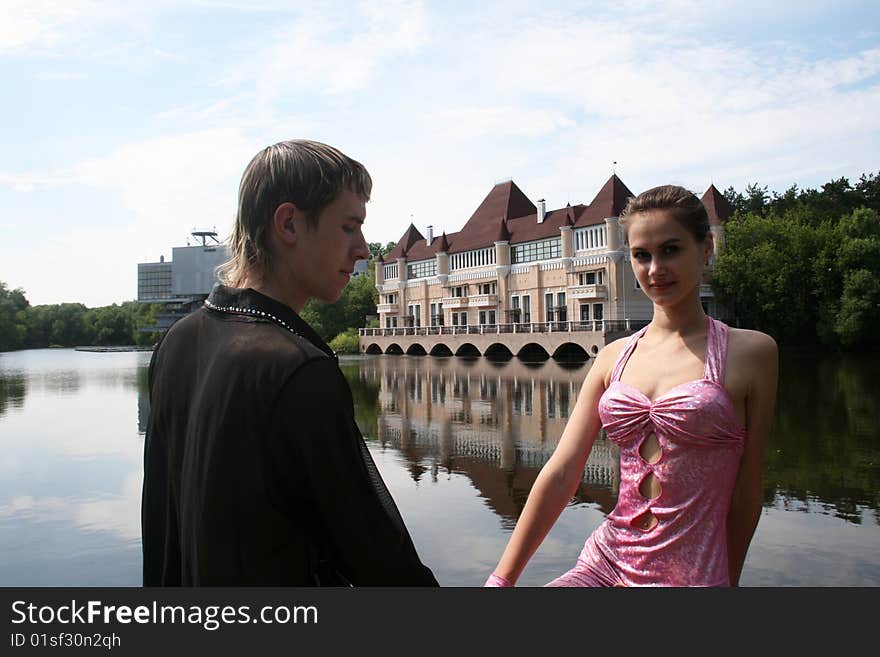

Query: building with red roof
left=373, top=175, right=731, bottom=333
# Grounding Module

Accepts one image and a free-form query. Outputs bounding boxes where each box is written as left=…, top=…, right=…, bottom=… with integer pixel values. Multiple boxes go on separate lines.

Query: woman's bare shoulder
left=728, top=327, right=778, bottom=372
left=592, top=336, right=631, bottom=386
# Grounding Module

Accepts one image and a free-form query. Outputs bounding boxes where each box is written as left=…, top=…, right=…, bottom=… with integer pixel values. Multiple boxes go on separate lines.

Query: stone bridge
left=359, top=320, right=647, bottom=359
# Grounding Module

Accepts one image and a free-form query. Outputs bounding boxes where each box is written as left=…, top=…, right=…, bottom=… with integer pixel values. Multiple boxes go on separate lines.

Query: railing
left=568, top=284, right=608, bottom=299
left=359, top=319, right=649, bottom=337
left=377, top=302, right=399, bottom=313
left=442, top=296, right=468, bottom=309
left=468, top=294, right=498, bottom=307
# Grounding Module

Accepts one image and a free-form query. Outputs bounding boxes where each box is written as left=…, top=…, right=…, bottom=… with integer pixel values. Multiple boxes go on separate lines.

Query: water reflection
left=344, top=350, right=880, bottom=528
left=343, top=356, right=620, bottom=528
left=0, top=370, right=26, bottom=417
left=1, top=346, right=878, bottom=586
left=0, top=349, right=150, bottom=585
left=769, top=351, right=880, bottom=524
left=343, top=352, right=880, bottom=585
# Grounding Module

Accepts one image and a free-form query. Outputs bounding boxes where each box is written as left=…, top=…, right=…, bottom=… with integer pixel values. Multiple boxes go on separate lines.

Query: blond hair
left=218, top=140, right=372, bottom=286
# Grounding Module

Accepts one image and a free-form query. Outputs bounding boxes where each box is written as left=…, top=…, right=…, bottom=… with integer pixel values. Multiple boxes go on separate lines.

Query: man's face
left=291, top=189, right=370, bottom=307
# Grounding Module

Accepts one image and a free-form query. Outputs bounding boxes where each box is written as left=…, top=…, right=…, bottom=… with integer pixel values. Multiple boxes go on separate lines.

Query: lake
left=1, top=348, right=878, bottom=586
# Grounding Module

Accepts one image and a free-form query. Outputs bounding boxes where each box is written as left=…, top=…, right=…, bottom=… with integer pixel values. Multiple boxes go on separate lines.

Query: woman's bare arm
left=488, top=340, right=623, bottom=585
left=726, top=330, right=778, bottom=586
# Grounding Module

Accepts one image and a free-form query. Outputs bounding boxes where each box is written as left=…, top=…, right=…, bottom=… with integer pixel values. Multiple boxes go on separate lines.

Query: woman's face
left=626, top=210, right=713, bottom=309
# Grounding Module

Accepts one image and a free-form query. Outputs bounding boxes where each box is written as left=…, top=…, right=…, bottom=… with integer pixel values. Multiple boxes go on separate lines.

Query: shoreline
left=74, top=345, right=155, bottom=352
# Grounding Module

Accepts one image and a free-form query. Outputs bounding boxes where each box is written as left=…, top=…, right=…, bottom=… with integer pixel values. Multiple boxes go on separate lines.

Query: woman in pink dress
left=485, top=185, right=778, bottom=587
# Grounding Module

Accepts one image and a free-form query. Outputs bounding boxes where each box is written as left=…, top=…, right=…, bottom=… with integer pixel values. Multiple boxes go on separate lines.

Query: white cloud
left=430, top=106, right=575, bottom=139
left=225, top=0, right=429, bottom=101
left=0, top=0, right=94, bottom=53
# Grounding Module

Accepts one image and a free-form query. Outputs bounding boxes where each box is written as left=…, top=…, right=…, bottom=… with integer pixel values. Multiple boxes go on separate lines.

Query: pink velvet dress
left=546, top=317, right=746, bottom=587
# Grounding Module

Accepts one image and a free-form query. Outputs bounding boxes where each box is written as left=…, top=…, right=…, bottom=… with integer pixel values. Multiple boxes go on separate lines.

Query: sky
left=1, top=0, right=878, bottom=307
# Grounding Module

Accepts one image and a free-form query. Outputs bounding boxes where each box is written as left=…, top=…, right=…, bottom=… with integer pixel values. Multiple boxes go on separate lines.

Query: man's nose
left=352, top=232, right=370, bottom=260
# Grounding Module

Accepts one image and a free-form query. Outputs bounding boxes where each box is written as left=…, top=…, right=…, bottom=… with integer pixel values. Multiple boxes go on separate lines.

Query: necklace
left=203, top=298, right=304, bottom=338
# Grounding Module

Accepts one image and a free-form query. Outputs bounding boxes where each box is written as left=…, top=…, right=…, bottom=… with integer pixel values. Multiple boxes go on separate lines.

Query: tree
left=300, top=270, right=379, bottom=343
left=712, top=211, right=819, bottom=343
left=0, top=282, right=29, bottom=351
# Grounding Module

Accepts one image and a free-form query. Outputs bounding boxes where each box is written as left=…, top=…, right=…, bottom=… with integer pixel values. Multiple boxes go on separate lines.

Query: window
left=479, top=310, right=496, bottom=325
left=511, top=238, right=561, bottom=264
left=578, top=270, right=604, bottom=286
left=451, top=285, right=467, bottom=298
left=478, top=282, right=497, bottom=295
left=522, top=295, right=531, bottom=323
left=408, top=304, right=421, bottom=327
left=509, top=296, right=521, bottom=323
left=430, top=302, right=444, bottom=326
left=593, top=303, right=604, bottom=321
left=556, top=292, right=567, bottom=322
left=545, top=293, right=554, bottom=322
left=580, top=304, right=590, bottom=321
left=407, top=259, right=437, bottom=279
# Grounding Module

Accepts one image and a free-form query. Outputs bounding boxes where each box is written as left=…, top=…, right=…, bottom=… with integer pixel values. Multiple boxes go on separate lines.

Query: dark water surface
left=1, top=348, right=877, bottom=586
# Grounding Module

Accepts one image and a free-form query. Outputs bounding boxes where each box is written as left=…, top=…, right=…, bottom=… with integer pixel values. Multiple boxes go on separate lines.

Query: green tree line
left=713, top=172, right=880, bottom=349
left=0, top=283, right=163, bottom=351
left=1, top=242, right=397, bottom=354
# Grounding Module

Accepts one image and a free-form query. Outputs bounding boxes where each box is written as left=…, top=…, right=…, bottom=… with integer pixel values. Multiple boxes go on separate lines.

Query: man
left=142, top=140, right=437, bottom=586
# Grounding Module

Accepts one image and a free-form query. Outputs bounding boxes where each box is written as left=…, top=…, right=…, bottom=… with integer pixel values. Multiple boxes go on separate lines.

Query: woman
left=485, top=185, right=778, bottom=587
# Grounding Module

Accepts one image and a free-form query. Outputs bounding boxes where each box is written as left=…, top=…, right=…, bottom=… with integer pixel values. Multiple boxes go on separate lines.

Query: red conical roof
left=462, top=180, right=536, bottom=231
left=580, top=174, right=634, bottom=223
left=384, top=223, right=425, bottom=260
left=701, top=184, right=734, bottom=226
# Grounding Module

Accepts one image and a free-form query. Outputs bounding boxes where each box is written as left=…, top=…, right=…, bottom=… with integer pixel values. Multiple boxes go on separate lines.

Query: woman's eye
left=663, top=245, right=678, bottom=255
left=342, top=225, right=355, bottom=234
left=633, top=251, right=649, bottom=261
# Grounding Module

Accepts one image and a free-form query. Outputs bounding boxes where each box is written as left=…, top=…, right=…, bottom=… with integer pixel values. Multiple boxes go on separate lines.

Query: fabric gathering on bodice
left=586, top=316, right=747, bottom=586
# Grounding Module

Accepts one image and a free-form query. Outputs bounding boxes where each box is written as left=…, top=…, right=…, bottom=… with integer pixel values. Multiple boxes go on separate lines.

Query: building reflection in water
left=351, top=355, right=620, bottom=526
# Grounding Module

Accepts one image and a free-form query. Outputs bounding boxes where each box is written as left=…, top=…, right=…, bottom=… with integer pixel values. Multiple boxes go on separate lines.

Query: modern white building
left=137, top=230, right=229, bottom=331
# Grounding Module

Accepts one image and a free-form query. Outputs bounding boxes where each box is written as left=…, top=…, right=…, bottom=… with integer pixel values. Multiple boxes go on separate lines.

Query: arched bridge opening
left=553, top=342, right=590, bottom=365
left=517, top=343, right=550, bottom=363
left=364, top=343, right=382, bottom=355
left=455, top=343, right=481, bottom=359
left=430, top=344, right=454, bottom=357
left=484, top=343, right=514, bottom=362
left=385, top=343, right=404, bottom=355
left=406, top=344, right=427, bottom=356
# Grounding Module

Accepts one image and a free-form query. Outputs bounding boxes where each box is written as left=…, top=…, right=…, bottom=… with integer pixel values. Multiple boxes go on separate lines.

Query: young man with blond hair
left=142, top=140, right=437, bottom=586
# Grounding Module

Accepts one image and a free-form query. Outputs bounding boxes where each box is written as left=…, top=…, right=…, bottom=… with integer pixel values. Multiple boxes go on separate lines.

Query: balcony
left=442, top=296, right=469, bottom=309
left=377, top=302, right=399, bottom=314
left=468, top=294, right=498, bottom=307
left=568, top=284, right=608, bottom=299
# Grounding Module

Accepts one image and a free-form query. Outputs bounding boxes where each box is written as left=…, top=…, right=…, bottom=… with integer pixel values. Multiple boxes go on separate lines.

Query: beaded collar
left=202, top=288, right=337, bottom=361
left=203, top=297, right=304, bottom=338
